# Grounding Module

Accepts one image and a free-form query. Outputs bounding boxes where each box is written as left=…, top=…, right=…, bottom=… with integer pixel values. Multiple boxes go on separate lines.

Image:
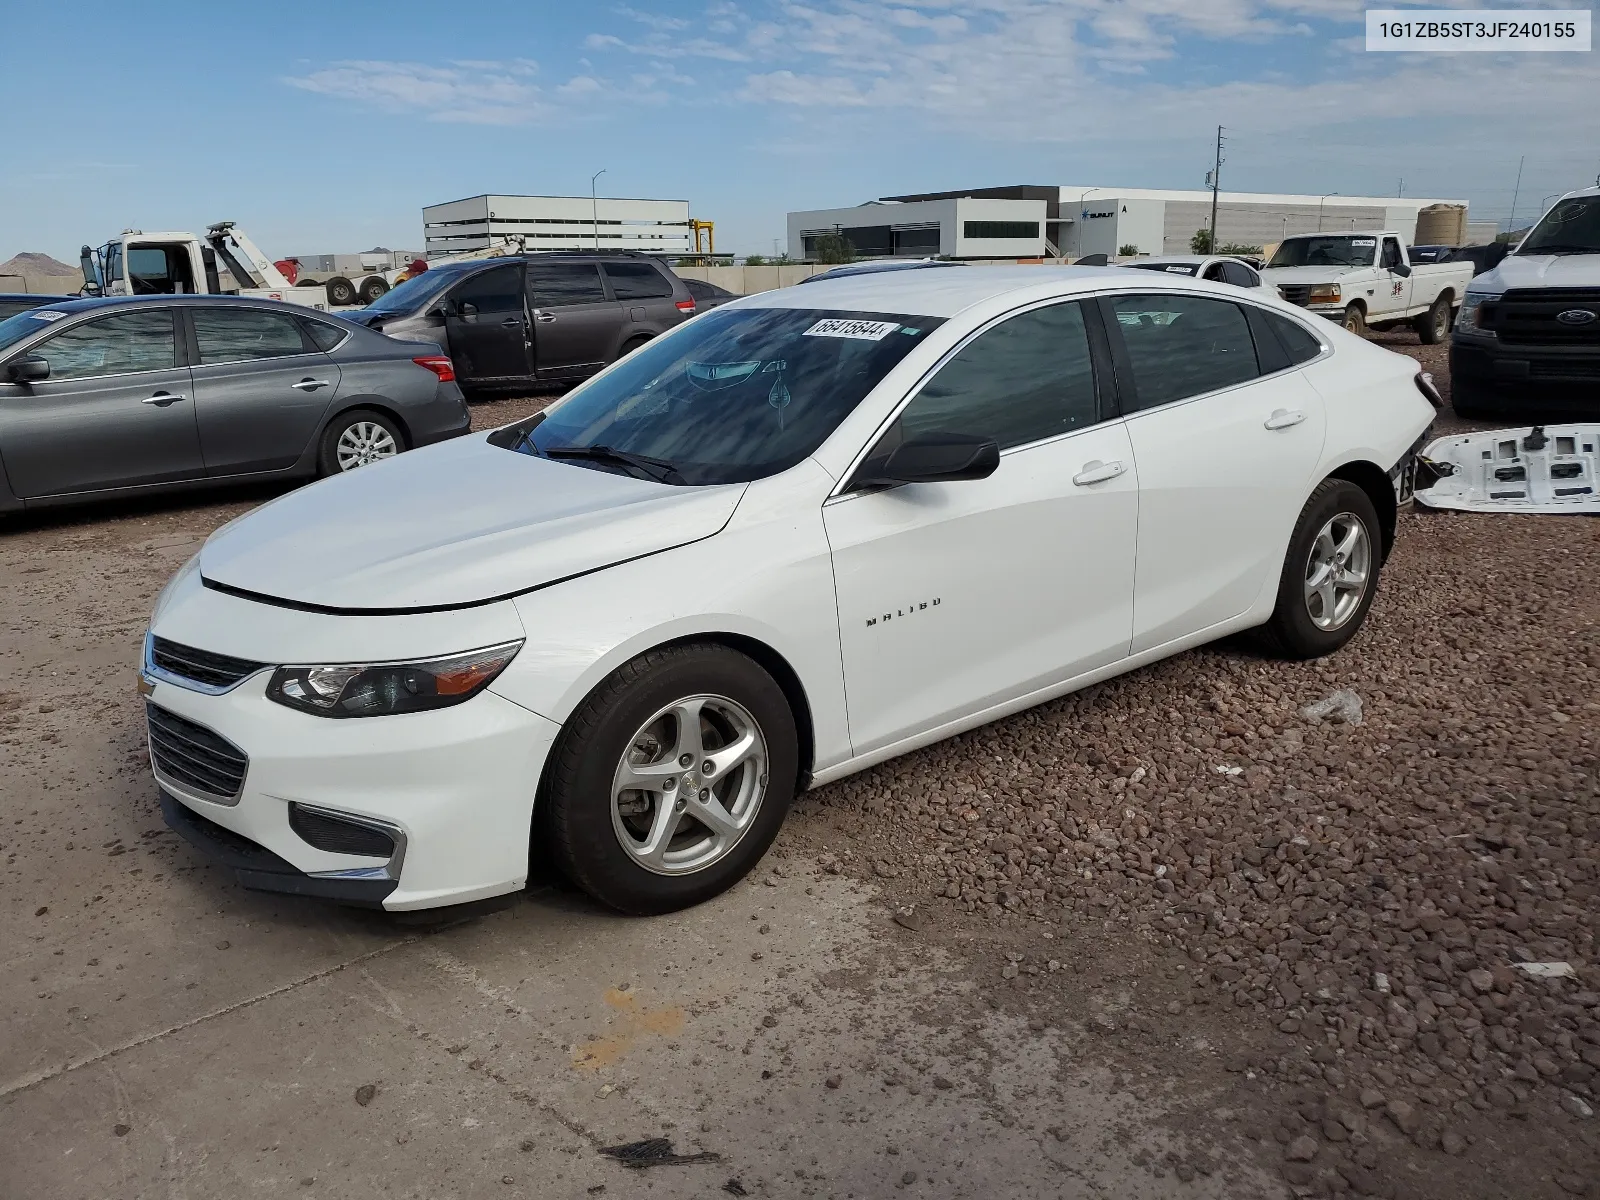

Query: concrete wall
left=0, top=274, right=82, bottom=296
left=673, top=264, right=830, bottom=293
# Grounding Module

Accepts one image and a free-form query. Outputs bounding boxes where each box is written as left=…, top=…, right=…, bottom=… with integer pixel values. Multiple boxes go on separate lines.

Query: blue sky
left=5, top=0, right=1597, bottom=262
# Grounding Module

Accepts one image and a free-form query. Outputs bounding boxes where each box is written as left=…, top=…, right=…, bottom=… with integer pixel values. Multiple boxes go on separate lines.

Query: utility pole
left=1207, top=126, right=1225, bottom=254
left=1397, top=178, right=1404, bottom=197
left=1507, top=156, right=1525, bottom=235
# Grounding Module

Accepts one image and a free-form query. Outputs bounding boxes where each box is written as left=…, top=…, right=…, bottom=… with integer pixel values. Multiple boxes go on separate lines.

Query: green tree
left=1118, top=243, right=1140, bottom=257
left=743, top=254, right=767, bottom=266
left=1190, top=228, right=1214, bottom=254
left=1218, top=242, right=1263, bottom=257
left=811, top=233, right=856, bottom=265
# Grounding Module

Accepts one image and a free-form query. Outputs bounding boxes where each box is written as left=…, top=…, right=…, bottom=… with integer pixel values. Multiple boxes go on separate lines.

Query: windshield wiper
left=543, top=444, right=686, bottom=485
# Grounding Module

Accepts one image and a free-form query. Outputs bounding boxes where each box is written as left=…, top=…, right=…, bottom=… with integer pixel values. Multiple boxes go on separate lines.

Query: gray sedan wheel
left=318, top=409, right=404, bottom=477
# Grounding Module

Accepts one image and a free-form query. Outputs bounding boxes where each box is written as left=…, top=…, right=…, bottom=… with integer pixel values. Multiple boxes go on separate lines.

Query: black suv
left=346, top=252, right=698, bottom=395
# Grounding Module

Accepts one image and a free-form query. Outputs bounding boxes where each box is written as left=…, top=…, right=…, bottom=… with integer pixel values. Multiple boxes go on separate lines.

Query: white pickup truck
left=1260, top=231, right=1475, bottom=343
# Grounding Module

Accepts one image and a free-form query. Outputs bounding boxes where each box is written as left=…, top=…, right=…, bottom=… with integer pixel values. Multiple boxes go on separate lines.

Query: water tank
left=1415, top=203, right=1468, bottom=247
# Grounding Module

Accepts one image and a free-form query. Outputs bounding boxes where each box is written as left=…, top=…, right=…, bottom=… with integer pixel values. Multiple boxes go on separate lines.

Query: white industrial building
left=789, top=185, right=1484, bottom=261
left=423, top=194, right=693, bottom=258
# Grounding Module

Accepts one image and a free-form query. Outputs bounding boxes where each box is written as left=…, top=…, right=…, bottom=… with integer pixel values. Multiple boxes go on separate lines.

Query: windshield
left=1518, top=196, right=1600, bottom=255
left=0, top=306, right=75, bottom=355
left=1125, top=262, right=1198, bottom=276
left=361, top=267, right=459, bottom=315
left=1266, top=236, right=1377, bottom=268
left=497, top=307, right=943, bottom=485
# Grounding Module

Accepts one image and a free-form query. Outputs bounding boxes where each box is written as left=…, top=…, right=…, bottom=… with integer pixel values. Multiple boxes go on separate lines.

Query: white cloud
left=283, top=59, right=547, bottom=125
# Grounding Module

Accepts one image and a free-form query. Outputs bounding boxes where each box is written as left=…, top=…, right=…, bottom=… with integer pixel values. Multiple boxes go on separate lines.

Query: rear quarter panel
left=1306, top=335, right=1435, bottom=478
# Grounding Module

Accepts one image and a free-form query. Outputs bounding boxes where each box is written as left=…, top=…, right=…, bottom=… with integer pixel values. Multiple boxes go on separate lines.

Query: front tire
left=1342, top=304, right=1367, bottom=337
left=538, top=643, right=798, bottom=914
left=325, top=275, right=357, bottom=306
left=317, top=408, right=404, bottom=476
left=1257, top=479, right=1381, bottom=660
left=1414, top=294, right=1451, bottom=345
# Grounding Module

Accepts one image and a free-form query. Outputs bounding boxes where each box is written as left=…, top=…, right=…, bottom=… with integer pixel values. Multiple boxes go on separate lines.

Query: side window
left=1221, top=261, right=1259, bottom=288
left=1110, top=294, right=1259, bottom=411
left=1263, top=311, right=1325, bottom=365
left=34, top=310, right=177, bottom=380
left=451, top=264, right=525, bottom=316
left=603, top=261, right=674, bottom=300
left=1202, top=262, right=1228, bottom=282
left=526, top=262, right=609, bottom=308
left=193, top=308, right=310, bottom=362
left=300, top=317, right=349, bottom=352
left=889, top=301, right=1100, bottom=454
left=1381, top=238, right=1403, bottom=270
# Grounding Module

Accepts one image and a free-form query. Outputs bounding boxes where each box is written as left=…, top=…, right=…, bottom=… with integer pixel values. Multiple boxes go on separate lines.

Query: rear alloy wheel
left=539, top=643, right=798, bottom=914
left=1415, top=294, right=1451, bottom=345
left=1256, top=479, right=1381, bottom=660
left=318, top=409, right=403, bottom=476
left=1342, top=304, right=1367, bottom=336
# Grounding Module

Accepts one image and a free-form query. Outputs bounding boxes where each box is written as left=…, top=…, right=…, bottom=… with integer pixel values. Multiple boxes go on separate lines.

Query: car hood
left=1475, top=252, right=1600, bottom=292
left=199, top=435, right=747, bottom=612
left=1259, top=265, right=1370, bottom=283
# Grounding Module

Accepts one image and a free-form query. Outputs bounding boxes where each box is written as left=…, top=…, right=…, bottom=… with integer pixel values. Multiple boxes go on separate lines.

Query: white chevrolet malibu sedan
left=142, top=267, right=1438, bottom=915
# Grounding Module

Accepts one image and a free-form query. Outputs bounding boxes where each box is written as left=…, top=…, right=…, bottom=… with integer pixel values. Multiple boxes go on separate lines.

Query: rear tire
left=358, top=276, right=390, bottom=304
left=317, top=408, right=404, bottom=476
left=1256, top=479, right=1381, bottom=661
left=537, top=643, right=798, bottom=915
left=1414, top=294, right=1451, bottom=345
left=296, top=278, right=321, bottom=288
left=1342, top=304, right=1367, bottom=337
left=325, top=276, right=357, bottom=306
left=616, top=334, right=651, bottom=362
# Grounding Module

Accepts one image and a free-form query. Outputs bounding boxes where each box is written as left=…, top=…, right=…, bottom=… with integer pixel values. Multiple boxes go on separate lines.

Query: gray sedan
left=0, top=295, right=469, bottom=513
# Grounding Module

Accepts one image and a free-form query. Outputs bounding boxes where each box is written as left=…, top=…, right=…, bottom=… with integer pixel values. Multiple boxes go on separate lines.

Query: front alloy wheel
left=611, top=694, right=768, bottom=875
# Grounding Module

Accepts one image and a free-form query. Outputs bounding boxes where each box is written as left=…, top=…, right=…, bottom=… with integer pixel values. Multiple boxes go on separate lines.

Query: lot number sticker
left=29, top=310, right=68, bottom=322
left=803, top=318, right=901, bottom=341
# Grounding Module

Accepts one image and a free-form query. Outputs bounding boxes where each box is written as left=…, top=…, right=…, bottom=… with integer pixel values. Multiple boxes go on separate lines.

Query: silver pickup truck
left=1261, top=231, right=1475, bottom=343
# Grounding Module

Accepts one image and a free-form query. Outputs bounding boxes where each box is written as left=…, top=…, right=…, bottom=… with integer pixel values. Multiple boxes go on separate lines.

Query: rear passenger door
left=0, top=308, right=202, bottom=497
left=187, top=306, right=341, bottom=474
left=527, top=261, right=621, bottom=379
left=1103, top=292, right=1328, bottom=653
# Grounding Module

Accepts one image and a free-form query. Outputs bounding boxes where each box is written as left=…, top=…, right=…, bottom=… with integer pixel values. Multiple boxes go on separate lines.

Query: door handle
left=1072, top=459, right=1126, bottom=486
left=534, top=312, right=556, bottom=323
left=142, top=392, right=186, bottom=406
left=501, top=317, right=522, bottom=326
left=291, top=379, right=330, bottom=391
left=1264, top=408, right=1306, bottom=430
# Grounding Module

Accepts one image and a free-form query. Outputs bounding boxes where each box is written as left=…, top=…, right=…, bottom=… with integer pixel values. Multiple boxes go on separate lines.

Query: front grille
left=1529, top=358, right=1600, bottom=379
left=1484, top=289, right=1600, bottom=347
left=1278, top=285, right=1311, bottom=306
left=150, top=636, right=267, bottom=690
left=289, top=804, right=396, bottom=858
left=147, top=702, right=249, bottom=803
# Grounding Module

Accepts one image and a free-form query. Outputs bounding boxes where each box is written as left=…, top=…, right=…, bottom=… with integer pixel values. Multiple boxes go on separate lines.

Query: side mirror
left=862, top=432, right=1000, bottom=487
left=1393, top=263, right=1412, bottom=278
left=6, top=355, right=49, bottom=383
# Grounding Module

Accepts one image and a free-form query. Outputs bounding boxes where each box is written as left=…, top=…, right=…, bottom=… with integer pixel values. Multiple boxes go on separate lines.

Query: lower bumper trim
left=160, top=790, right=398, bottom=908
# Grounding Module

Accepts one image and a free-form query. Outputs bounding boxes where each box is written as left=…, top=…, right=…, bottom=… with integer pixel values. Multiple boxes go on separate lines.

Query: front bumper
left=1451, top=335, right=1600, bottom=408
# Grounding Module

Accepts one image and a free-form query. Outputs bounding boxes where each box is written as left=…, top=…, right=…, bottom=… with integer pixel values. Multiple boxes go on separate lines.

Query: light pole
left=590, top=168, right=607, bottom=250
left=1317, top=192, right=1338, bottom=233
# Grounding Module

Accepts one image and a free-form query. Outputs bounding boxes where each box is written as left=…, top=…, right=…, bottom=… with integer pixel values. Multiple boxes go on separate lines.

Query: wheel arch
left=318, top=397, right=413, bottom=450
left=1326, top=459, right=1396, bottom=563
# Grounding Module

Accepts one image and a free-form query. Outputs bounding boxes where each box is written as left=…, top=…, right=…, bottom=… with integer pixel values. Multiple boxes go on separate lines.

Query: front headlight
left=266, top=641, right=523, bottom=718
left=1456, top=290, right=1498, bottom=332
left=1308, top=284, right=1342, bottom=304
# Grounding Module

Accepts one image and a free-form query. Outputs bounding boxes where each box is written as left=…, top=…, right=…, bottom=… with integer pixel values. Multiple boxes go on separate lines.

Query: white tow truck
left=80, top=222, right=331, bottom=310
left=1260, top=231, right=1475, bottom=342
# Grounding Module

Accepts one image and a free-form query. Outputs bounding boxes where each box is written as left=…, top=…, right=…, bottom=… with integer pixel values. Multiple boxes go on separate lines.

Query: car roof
left=15, top=294, right=344, bottom=316
left=735, top=264, right=1206, bottom=318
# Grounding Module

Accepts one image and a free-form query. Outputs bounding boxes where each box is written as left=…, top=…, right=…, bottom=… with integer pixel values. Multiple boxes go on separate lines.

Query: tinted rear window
left=1110, top=294, right=1260, bottom=410
left=604, top=261, right=674, bottom=300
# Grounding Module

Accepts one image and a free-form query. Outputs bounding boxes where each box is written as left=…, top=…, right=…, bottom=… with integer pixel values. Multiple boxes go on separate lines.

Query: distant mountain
left=0, top=252, right=78, bottom=277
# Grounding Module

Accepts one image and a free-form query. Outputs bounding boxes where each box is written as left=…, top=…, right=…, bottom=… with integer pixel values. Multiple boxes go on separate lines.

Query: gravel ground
left=3, top=332, right=1595, bottom=1198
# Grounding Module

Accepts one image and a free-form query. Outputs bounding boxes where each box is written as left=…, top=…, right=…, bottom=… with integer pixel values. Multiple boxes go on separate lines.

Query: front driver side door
left=0, top=308, right=202, bottom=498
left=823, top=299, right=1139, bottom=757
left=443, top=264, right=532, bottom=387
